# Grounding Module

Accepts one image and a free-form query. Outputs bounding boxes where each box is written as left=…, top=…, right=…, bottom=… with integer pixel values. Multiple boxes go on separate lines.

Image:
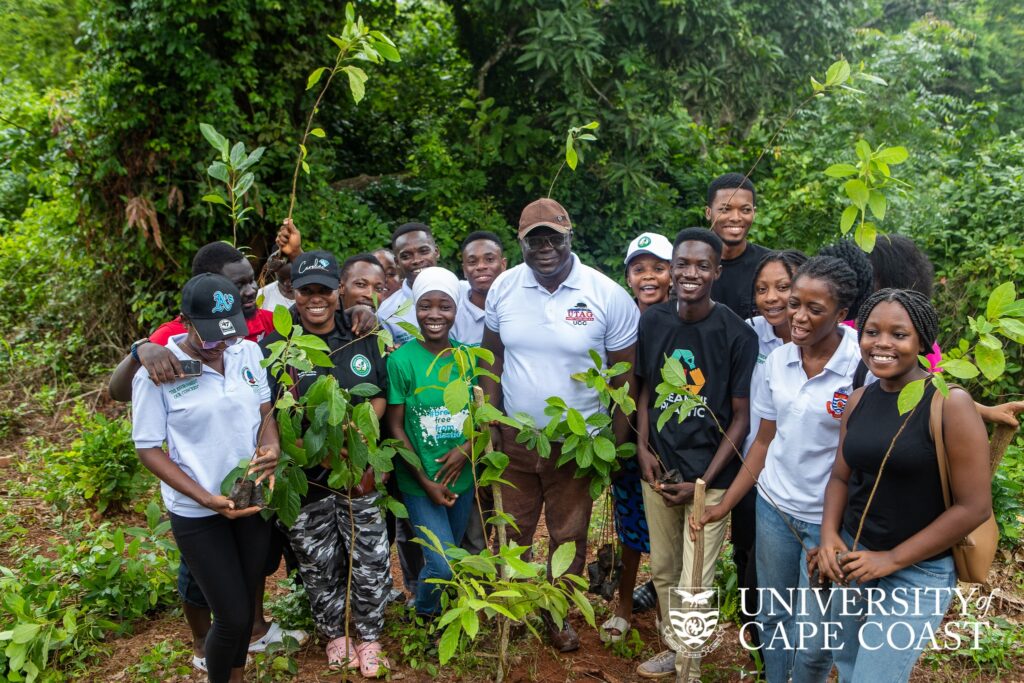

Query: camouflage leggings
left=280, top=493, right=390, bottom=641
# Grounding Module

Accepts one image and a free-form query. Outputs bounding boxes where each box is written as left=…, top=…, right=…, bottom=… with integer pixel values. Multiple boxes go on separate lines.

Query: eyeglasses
left=522, top=233, right=570, bottom=251
left=193, top=330, right=242, bottom=350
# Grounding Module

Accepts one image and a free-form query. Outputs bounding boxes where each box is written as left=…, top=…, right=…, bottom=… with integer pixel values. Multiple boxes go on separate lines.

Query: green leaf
left=350, top=382, right=381, bottom=397
left=460, top=609, right=480, bottom=640
left=979, top=333, right=1001, bottom=350
left=374, top=40, right=400, bottom=62
left=593, top=436, right=616, bottom=462
left=998, top=318, right=1024, bottom=344
left=897, top=378, right=925, bottom=415
left=570, top=588, right=596, bottom=627
left=855, top=139, right=872, bottom=163
left=844, top=179, right=869, bottom=209
left=940, top=358, right=979, bottom=380
left=10, top=623, right=40, bottom=645
left=840, top=205, right=858, bottom=234
left=875, top=146, right=909, bottom=164
left=309, top=127, right=326, bottom=138
left=854, top=221, right=877, bottom=253
left=565, top=134, right=578, bottom=171
left=207, top=161, right=229, bottom=183
left=202, top=193, right=227, bottom=206
left=581, top=121, right=600, bottom=130
left=301, top=160, right=310, bottom=174
left=199, top=123, right=228, bottom=159
left=273, top=305, right=293, bottom=337
left=566, top=408, right=587, bottom=436
left=975, top=344, right=1005, bottom=381
left=229, top=141, right=245, bottom=168
left=443, top=381, right=468, bottom=417
left=306, top=67, right=327, bottom=91
left=986, top=282, right=1016, bottom=321
left=549, top=541, right=576, bottom=579
left=234, top=172, right=254, bottom=198
left=867, top=190, right=886, bottom=221
left=344, top=65, right=367, bottom=103
left=824, top=59, right=851, bottom=87
left=824, top=163, right=858, bottom=178
left=240, top=146, right=264, bottom=171
left=438, top=622, right=461, bottom=665
left=931, top=372, right=949, bottom=397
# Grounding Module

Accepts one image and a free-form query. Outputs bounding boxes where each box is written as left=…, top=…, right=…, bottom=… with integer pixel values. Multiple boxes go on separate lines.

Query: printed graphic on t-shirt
left=168, top=378, right=199, bottom=400
left=671, top=348, right=706, bottom=394
left=350, top=354, right=371, bottom=377
left=826, top=390, right=849, bottom=418
left=416, top=406, right=468, bottom=445
left=241, top=366, right=258, bottom=387
left=565, top=301, right=596, bottom=326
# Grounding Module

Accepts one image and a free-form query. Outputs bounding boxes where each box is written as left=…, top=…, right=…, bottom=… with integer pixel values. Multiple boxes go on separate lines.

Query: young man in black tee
left=634, top=228, right=758, bottom=679
left=706, top=173, right=772, bottom=319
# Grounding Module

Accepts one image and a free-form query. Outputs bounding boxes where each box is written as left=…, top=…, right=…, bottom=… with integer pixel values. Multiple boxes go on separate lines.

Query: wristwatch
left=130, top=338, right=151, bottom=363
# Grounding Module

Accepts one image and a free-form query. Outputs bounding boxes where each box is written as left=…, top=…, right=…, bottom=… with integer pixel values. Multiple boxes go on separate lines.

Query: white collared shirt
left=131, top=335, right=271, bottom=518
left=485, top=254, right=639, bottom=426
left=752, top=325, right=861, bottom=524
left=743, top=316, right=785, bottom=455
left=376, top=279, right=418, bottom=347
left=452, top=280, right=485, bottom=346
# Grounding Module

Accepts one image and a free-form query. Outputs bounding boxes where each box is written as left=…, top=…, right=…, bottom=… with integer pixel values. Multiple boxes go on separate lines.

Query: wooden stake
left=989, top=424, right=1017, bottom=475
left=472, top=386, right=510, bottom=683
left=677, top=478, right=707, bottom=683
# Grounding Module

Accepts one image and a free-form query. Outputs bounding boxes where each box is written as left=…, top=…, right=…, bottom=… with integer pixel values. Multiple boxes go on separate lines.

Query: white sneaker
left=248, top=622, right=310, bottom=653
left=637, top=649, right=676, bottom=679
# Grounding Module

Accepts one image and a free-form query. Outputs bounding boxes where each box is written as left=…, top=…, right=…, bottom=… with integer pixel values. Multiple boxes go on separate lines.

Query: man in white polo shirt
left=480, top=198, right=639, bottom=652
left=376, top=222, right=439, bottom=347
left=452, top=230, right=507, bottom=347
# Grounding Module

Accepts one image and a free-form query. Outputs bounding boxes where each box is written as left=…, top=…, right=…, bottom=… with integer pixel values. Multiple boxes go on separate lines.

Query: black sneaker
left=632, top=580, right=657, bottom=614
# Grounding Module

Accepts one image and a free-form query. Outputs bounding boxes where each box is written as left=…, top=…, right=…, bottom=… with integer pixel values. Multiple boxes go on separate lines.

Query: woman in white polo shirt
left=695, top=255, right=862, bottom=683
left=132, top=274, right=279, bottom=683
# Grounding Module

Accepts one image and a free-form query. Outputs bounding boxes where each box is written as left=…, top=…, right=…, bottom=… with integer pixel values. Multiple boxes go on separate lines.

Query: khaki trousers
left=642, top=481, right=728, bottom=677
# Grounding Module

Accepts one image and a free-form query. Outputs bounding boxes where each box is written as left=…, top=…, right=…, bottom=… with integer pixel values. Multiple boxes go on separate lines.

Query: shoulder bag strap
left=929, top=387, right=953, bottom=509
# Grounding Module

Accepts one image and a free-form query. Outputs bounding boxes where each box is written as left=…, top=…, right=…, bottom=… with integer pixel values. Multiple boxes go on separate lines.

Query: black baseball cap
left=291, top=250, right=341, bottom=290
left=181, top=273, right=248, bottom=342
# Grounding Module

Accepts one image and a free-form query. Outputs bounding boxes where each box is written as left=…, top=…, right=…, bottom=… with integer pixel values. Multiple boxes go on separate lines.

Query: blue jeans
left=754, top=495, right=833, bottom=683
left=405, top=491, right=474, bottom=616
left=830, top=530, right=956, bottom=682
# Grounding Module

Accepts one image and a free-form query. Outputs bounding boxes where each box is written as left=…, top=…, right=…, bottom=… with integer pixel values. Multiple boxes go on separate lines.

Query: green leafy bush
left=43, top=404, right=153, bottom=514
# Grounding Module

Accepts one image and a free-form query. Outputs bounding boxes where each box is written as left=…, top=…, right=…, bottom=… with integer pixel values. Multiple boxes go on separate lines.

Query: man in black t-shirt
left=634, top=228, right=757, bottom=680
left=706, top=173, right=772, bottom=319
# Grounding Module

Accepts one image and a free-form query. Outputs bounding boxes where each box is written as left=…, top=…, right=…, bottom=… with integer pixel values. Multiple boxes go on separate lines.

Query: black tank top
left=842, top=381, right=950, bottom=559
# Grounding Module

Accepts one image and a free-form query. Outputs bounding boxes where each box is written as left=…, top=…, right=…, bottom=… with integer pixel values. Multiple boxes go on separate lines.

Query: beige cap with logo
left=518, top=198, right=573, bottom=239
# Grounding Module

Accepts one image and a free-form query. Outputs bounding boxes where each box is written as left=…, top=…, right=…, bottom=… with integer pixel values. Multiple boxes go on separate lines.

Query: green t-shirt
left=386, top=340, right=474, bottom=497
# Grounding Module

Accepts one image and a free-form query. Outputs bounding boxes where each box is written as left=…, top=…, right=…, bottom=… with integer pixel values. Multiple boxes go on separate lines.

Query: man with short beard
left=480, top=198, right=639, bottom=652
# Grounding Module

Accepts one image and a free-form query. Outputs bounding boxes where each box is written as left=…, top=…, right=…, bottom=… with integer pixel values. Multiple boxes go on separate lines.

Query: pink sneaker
left=326, top=636, right=358, bottom=671
left=355, top=640, right=389, bottom=678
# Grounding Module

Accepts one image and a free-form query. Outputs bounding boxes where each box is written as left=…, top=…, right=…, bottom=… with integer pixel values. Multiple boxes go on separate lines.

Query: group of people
left=119, top=172, right=1021, bottom=683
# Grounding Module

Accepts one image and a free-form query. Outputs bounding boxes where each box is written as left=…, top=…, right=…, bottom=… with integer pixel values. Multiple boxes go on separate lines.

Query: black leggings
left=170, top=512, right=270, bottom=682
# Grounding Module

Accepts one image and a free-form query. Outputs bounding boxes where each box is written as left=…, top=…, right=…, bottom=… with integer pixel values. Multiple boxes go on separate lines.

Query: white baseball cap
left=624, top=232, right=673, bottom=264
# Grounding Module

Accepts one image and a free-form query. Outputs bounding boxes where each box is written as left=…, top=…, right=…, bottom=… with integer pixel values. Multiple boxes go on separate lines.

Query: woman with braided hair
left=695, top=255, right=862, bottom=683
left=816, top=289, right=990, bottom=681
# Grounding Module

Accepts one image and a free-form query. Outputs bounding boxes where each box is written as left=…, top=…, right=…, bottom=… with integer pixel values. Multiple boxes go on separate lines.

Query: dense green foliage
left=0, top=2, right=1022, bottom=678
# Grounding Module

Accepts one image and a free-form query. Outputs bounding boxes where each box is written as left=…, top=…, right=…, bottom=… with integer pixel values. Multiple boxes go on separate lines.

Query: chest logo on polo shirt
left=826, top=391, right=849, bottom=418
left=350, top=354, right=372, bottom=377
left=240, top=366, right=258, bottom=387
left=565, top=301, right=596, bottom=326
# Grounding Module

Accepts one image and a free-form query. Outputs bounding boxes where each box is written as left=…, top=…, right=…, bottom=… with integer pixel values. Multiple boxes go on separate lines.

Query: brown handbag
left=929, top=389, right=999, bottom=584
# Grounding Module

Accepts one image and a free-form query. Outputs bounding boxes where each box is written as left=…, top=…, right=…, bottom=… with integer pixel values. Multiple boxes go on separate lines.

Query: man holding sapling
left=480, top=198, right=639, bottom=652
left=634, top=228, right=757, bottom=680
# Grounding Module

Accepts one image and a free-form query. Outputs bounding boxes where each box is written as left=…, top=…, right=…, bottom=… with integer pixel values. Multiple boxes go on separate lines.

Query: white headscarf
left=411, top=266, right=460, bottom=307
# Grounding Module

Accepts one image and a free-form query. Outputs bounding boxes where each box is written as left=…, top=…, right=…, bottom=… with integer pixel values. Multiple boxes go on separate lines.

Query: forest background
left=0, top=0, right=1022, bottom=681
